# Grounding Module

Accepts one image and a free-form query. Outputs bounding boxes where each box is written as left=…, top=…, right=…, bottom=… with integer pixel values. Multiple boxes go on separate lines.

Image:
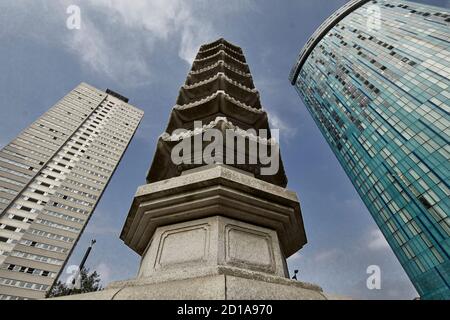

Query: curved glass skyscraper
left=290, top=0, right=449, bottom=299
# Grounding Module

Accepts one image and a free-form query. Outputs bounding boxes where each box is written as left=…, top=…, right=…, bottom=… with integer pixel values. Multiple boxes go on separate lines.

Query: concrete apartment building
left=0, top=82, right=143, bottom=299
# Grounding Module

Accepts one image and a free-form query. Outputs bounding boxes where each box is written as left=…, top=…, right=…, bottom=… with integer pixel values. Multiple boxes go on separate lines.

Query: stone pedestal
left=138, top=216, right=288, bottom=279
left=52, top=165, right=327, bottom=300
left=51, top=265, right=327, bottom=300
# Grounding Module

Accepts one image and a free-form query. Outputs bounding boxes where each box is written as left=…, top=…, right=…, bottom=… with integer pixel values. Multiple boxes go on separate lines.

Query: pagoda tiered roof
left=147, top=38, right=288, bottom=187
left=177, top=72, right=261, bottom=108
left=191, top=50, right=250, bottom=72
left=186, top=60, right=254, bottom=88
left=196, top=42, right=245, bottom=61
left=199, top=38, right=243, bottom=53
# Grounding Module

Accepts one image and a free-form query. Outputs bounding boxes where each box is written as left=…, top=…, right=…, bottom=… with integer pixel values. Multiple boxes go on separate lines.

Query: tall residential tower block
left=0, top=83, right=143, bottom=299
left=290, top=0, right=450, bottom=299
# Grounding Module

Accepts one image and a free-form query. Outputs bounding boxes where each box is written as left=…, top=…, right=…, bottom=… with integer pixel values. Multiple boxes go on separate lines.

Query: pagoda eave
left=186, top=61, right=254, bottom=88
left=148, top=117, right=287, bottom=187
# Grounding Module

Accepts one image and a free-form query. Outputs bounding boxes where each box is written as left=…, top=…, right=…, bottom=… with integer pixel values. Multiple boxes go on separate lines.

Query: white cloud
left=66, top=18, right=113, bottom=78
left=287, top=248, right=341, bottom=265
left=313, top=248, right=341, bottom=263
left=0, top=1, right=218, bottom=85
left=178, top=21, right=215, bottom=64
left=84, top=220, right=119, bottom=236
left=0, top=0, right=262, bottom=85
left=367, top=229, right=390, bottom=251
left=252, top=76, right=299, bottom=142
left=73, top=0, right=260, bottom=68
left=94, top=262, right=112, bottom=286
left=267, top=111, right=298, bottom=141
left=71, top=0, right=217, bottom=79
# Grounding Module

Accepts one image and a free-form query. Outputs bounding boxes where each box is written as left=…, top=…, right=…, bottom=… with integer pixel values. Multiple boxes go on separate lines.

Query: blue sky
left=0, top=0, right=448, bottom=299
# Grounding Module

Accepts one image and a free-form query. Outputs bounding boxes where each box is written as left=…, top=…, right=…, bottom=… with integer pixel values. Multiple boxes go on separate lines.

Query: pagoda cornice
left=196, top=42, right=245, bottom=60
left=147, top=116, right=287, bottom=187
left=182, top=72, right=255, bottom=93
left=194, top=49, right=247, bottom=65
left=189, top=60, right=250, bottom=76
left=192, top=50, right=250, bottom=72
left=186, top=61, right=254, bottom=88
left=177, top=72, right=261, bottom=108
left=166, top=91, right=268, bottom=133
left=199, top=38, right=242, bottom=53
left=161, top=117, right=273, bottom=144
left=175, top=90, right=261, bottom=113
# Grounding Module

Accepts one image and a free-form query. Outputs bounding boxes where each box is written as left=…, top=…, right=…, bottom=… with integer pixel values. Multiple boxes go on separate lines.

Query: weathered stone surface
left=192, top=50, right=250, bottom=73
left=199, top=38, right=243, bottom=53
left=186, top=61, right=254, bottom=88
left=196, top=42, right=245, bottom=61
left=138, top=216, right=288, bottom=278
left=50, top=266, right=327, bottom=300
left=168, top=90, right=266, bottom=133
left=176, top=73, right=261, bottom=108
left=148, top=119, right=287, bottom=186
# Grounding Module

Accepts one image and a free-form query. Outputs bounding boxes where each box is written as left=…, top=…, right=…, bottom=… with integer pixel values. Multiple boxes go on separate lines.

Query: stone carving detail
left=156, top=224, right=210, bottom=269
left=146, top=38, right=288, bottom=187
left=225, top=225, right=275, bottom=273
left=137, top=216, right=287, bottom=278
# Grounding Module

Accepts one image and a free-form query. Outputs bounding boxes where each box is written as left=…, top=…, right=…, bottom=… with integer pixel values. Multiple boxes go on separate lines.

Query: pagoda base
left=50, top=265, right=327, bottom=300
left=50, top=165, right=330, bottom=300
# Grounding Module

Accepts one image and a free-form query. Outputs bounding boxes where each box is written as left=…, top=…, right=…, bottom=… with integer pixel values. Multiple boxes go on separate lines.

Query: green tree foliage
left=46, top=267, right=102, bottom=298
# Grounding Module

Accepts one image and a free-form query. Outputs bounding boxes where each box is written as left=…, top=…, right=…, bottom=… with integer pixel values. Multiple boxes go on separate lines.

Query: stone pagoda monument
left=56, top=38, right=327, bottom=299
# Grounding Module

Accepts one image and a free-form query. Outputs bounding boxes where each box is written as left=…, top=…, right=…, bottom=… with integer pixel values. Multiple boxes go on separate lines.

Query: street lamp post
left=78, top=239, right=96, bottom=273
left=70, top=239, right=96, bottom=293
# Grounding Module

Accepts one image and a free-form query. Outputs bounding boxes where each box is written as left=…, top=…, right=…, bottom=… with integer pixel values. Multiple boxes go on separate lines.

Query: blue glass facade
left=290, top=0, right=449, bottom=299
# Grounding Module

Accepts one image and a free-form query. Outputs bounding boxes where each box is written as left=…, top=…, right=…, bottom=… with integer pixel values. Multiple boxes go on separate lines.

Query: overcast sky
left=0, top=0, right=448, bottom=299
